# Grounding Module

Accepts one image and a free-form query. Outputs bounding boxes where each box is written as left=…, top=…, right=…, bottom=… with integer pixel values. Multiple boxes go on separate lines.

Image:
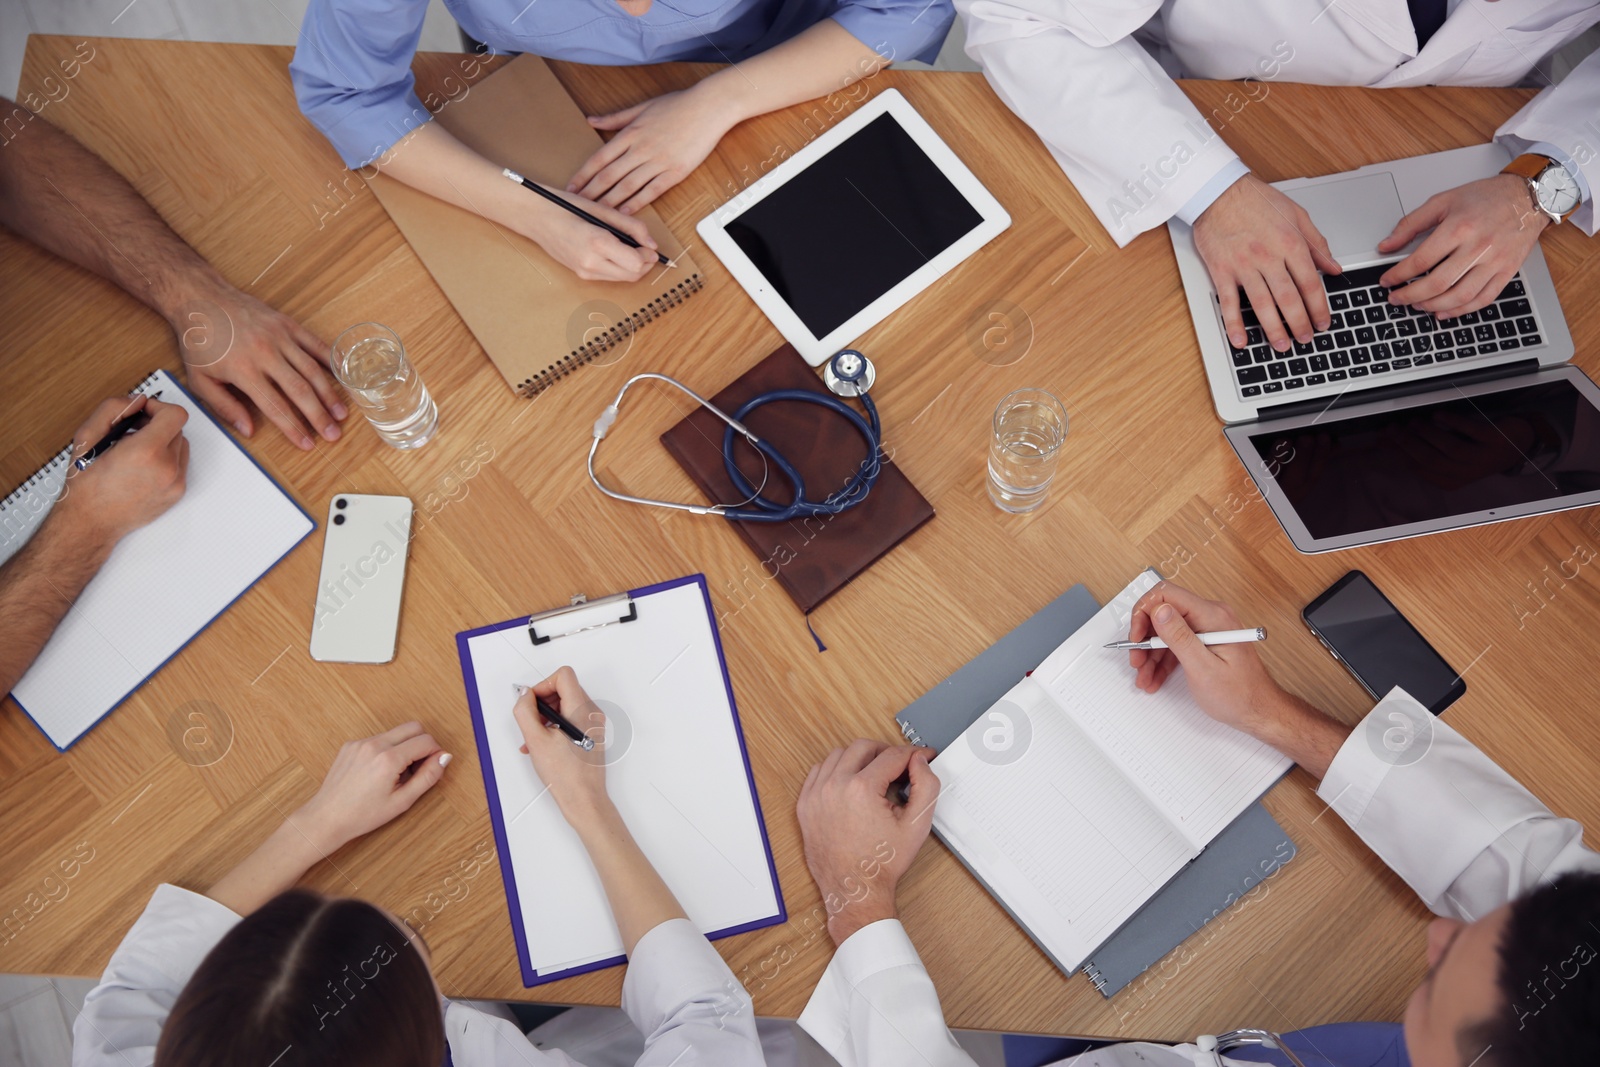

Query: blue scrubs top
left=291, top=0, right=955, bottom=167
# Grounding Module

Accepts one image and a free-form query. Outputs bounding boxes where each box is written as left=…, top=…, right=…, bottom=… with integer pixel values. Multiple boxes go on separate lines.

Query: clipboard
left=457, top=574, right=785, bottom=986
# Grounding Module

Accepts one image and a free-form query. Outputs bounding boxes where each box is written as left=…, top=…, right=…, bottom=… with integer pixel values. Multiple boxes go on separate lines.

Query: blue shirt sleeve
left=290, top=0, right=434, bottom=169
left=829, top=0, right=955, bottom=66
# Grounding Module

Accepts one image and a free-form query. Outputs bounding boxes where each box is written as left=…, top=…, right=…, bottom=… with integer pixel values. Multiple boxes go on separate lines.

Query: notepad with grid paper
left=929, top=570, right=1293, bottom=975
left=0, top=369, right=313, bottom=749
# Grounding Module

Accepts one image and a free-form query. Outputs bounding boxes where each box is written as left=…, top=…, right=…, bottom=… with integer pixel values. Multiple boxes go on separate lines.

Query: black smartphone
left=1302, top=570, right=1466, bottom=714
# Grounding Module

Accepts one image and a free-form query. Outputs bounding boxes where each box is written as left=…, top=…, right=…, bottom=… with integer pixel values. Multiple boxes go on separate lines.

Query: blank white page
left=465, top=579, right=781, bottom=975
left=5, top=370, right=312, bottom=748
left=1035, top=572, right=1292, bottom=847
left=930, top=676, right=1195, bottom=974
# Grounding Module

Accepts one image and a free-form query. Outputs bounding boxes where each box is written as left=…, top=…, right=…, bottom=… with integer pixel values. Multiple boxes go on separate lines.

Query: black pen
left=512, top=683, right=595, bottom=750
left=501, top=167, right=671, bottom=266
left=74, top=392, right=162, bottom=471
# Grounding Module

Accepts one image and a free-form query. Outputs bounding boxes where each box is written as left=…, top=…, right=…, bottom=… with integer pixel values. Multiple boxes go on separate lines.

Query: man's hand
left=522, top=189, right=660, bottom=282
left=796, top=740, right=939, bottom=946
left=568, top=87, right=736, bottom=214
left=295, top=722, right=450, bottom=854
left=1127, top=581, right=1350, bottom=779
left=513, top=666, right=612, bottom=818
left=1194, top=173, right=1340, bottom=352
left=173, top=287, right=347, bottom=450
left=57, top=395, right=189, bottom=549
left=1378, top=175, right=1548, bottom=318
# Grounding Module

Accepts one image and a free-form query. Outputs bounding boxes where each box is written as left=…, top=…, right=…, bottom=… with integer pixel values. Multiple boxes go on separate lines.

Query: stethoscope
left=1196, top=1030, right=1312, bottom=1067
left=589, top=349, right=883, bottom=523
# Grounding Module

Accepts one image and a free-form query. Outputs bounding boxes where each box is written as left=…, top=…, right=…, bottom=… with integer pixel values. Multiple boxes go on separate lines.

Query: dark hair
left=155, top=889, right=445, bottom=1067
left=1461, top=872, right=1600, bottom=1067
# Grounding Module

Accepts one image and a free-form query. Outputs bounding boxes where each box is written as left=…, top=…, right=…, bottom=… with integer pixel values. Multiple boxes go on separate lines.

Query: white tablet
left=697, top=89, right=1010, bottom=366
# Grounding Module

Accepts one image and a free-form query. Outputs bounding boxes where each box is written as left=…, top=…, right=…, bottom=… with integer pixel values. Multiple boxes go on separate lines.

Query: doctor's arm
left=514, top=669, right=764, bottom=1066
left=794, top=740, right=979, bottom=1067
left=1130, top=582, right=1600, bottom=921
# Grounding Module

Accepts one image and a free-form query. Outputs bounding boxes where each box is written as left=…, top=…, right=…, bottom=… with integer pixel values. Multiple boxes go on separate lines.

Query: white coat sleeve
left=1319, top=688, right=1600, bottom=922
left=797, top=919, right=978, bottom=1067
left=1497, top=47, right=1600, bottom=236
left=954, top=0, right=1247, bottom=245
left=71, top=885, right=242, bottom=1067
left=620, top=918, right=764, bottom=1066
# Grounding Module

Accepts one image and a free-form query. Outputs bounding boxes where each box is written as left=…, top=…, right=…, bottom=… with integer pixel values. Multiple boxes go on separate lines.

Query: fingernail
left=1317, top=320, right=1330, bottom=332
left=300, top=436, right=313, bottom=450
left=332, top=402, right=348, bottom=419
left=234, top=421, right=250, bottom=435
left=323, top=425, right=341, bottom=441
left=1155, top=605, right=1174, bottom=623
left=438, top=753, right=452, bottom=768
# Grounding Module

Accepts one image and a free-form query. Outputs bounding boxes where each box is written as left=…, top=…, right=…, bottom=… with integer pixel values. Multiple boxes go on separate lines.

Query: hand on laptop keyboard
left=1375, top=175, right=1553, bottom=318
left=1193, top=174, right=1342, bottom=352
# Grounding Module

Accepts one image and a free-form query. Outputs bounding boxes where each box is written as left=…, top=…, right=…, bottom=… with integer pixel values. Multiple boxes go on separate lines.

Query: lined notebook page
left=463, top=580, right=781, bottom=976
left=3, top=370, right=313, bottom=748
left=931, top=677, right=1195, bottom=973
left=1034, top=572, right=1291, bottom=846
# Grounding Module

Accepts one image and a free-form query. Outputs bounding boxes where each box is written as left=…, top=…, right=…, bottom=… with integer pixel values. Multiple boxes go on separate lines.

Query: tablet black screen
left=725, top=112, right=984, bottom=338
left=1249, top=379, right=1600, bottom=539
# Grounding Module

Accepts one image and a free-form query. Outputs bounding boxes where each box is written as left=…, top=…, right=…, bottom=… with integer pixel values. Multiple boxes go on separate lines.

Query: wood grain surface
left=2, top=35, right=1597, bottom=1041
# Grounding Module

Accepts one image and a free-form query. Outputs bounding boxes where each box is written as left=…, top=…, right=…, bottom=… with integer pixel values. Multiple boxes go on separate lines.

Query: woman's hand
left=568, top=87, right=738, bottom=213
left=514, top=667, right=612, bottom=818
left=296, top=723, right=451, bottom=854
left=522, top=189, right=661, bottom=282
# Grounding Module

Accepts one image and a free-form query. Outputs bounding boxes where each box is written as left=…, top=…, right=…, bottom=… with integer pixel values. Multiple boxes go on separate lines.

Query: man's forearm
left=0, top=103, right=228, bottom=327
left=0, top=507, right=115, bottom=695
left=1251, top=690, right=1352, bottom=781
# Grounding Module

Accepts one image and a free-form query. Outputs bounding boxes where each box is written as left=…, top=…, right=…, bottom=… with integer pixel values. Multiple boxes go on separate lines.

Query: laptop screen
left=1247, top=379, right=1600, bottom=540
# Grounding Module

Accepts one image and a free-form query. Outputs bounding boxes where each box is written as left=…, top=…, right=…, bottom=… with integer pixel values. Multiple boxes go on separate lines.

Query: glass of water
left=331, top=322, right=439, bottom=450
left=987, top=388, right=1067, bottom=513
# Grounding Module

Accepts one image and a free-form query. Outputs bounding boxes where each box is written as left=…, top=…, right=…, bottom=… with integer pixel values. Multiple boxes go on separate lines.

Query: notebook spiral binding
left=1082, top=961, right=1109, bottom=993
left=516, top=274, right=705, bottom=398
left=0, top=371, right=163, bottom=513
left=898, top=719, right=925, bottom=747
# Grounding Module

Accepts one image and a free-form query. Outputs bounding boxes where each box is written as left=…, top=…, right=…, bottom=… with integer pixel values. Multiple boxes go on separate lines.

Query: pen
left=74, top=393, right=162, bottom=471
left=1104, top=627, right=1267, bottom=651
left=512, top=683, right=595, bottom=750
left=501, top=168, right=671, bottom=266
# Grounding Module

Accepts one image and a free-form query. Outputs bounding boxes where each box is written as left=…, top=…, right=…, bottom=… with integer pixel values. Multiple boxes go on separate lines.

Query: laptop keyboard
left=1223, top=264, right=1545, bottom=400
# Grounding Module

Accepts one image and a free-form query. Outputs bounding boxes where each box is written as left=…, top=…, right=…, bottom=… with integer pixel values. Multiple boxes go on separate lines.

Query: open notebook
left=931, top=570, right=1293, bottom=975
left=0, top=369, right=314, bottom=749
left=457, top=575, right=785, bottom=985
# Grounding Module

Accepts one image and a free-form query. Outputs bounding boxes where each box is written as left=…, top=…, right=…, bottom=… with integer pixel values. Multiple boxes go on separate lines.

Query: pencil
left=502, top=168, right=670, bottom=266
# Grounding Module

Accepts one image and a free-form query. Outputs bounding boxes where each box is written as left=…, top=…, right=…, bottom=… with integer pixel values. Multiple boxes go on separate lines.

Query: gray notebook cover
left=896, top=583, right=1297, bottom=997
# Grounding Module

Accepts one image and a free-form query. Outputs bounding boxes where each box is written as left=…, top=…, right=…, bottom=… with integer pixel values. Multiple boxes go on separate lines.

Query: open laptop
left=1169, top=143, right=1600, bottom=552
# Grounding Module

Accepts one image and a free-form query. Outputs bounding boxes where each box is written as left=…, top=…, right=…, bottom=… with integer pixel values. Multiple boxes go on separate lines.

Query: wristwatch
left=1502, top=153, right=1583, bottom=225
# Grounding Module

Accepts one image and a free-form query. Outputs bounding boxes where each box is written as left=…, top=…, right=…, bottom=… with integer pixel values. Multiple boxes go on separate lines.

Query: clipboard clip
left=528, top=592, right=638, bottom=646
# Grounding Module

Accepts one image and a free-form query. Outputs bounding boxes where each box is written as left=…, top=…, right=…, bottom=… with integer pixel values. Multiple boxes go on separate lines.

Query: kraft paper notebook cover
left=659, top=344, right=935, bottom=614
left=898, top=577, right=1296, bottom=992
left=367, top=55, right=702, bottom=396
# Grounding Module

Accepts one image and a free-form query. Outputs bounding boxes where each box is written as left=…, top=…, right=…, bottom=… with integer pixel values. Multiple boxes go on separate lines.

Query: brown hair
left=155, top=889, right=446, bottom=1067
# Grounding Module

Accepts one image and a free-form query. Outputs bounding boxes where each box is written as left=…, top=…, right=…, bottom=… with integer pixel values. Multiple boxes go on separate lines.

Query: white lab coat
left=797, top=688, right=1600, bottom=1067
left=70, top=901, right=765, bottom=1067
left=954, top=0, right=1600, bottom=243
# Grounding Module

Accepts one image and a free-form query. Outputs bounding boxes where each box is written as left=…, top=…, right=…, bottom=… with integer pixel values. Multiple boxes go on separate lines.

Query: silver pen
left=1105, top=627, right=1267, bottom=651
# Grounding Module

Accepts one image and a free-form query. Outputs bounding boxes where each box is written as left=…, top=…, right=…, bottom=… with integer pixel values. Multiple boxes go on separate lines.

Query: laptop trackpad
left=1281, top=172, right=1405, bottom=260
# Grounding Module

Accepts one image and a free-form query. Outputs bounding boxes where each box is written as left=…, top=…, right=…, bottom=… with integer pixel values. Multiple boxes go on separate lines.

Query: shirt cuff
left=1317, top=688, right=1423, bottom=826
left=620, top=917, right=750, bottom=1035
left=1522, top=141, right=1593, bottom=205
left=797, top=919, right=925, bottom=1050
left=1172, top=159, right=1250, bottom=226
left=111, top=884, right=242, bottom=983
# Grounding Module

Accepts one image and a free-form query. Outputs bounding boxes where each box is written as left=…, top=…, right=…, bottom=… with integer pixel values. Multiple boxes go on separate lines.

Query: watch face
left=1536, top=164, right=1582, bottom=216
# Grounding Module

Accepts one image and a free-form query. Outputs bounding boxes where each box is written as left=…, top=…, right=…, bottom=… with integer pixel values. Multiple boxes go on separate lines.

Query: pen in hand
left=1105, top=627, right=1267, bottom=651
left=512, top=683, right=595, bottom=750
left=74, top=393, right=163, bottom=472
left=501, top=168, right=671, bottom=267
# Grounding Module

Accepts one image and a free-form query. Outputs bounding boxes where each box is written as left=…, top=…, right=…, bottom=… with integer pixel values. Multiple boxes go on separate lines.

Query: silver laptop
left=1169, top=143, right=1600, bottom=552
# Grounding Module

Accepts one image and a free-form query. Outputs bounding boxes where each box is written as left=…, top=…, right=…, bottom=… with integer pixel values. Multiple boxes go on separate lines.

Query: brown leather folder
left=660, top=345, right=935, bottom=614
left=366, top=55, right=702, bottom=397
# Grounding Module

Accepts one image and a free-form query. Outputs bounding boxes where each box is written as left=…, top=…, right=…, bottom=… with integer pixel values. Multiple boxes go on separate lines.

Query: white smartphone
left=309, top=494, right=413, bottom=664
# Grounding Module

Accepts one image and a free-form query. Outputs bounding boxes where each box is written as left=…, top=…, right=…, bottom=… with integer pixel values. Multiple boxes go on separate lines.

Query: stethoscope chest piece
left=823, top=349, right=875, bottom=397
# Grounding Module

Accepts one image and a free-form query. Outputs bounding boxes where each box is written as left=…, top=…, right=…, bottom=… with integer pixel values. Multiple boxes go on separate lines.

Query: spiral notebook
left=0, top=369, right=314, bottom=750
left=907, top=571, right=1294, bottom=980
left=368, top=54, right=703, bottom=397
left=456, top=575, right=785, bottom=986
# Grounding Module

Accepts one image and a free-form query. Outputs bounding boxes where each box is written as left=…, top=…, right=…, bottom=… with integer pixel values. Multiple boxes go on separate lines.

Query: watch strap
left=1502, top=153, right=1552, bottom=182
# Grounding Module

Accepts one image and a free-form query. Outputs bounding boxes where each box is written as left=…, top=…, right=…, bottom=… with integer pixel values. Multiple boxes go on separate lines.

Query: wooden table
left=3, top=35, right=1598, bottom=1042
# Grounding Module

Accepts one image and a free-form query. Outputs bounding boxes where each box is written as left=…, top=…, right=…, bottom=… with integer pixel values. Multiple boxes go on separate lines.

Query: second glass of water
left=332, top=322, right=439, bottom=450
left=987, top=388, right=1067, bottom=513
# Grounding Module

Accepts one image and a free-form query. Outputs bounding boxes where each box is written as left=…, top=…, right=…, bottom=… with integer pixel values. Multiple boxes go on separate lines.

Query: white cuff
left=1520, top=140, right=1593, bottom=204
left=1173, top=159, right=1251, bottom=226
left=798, top=919, right=925, bottom=1054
